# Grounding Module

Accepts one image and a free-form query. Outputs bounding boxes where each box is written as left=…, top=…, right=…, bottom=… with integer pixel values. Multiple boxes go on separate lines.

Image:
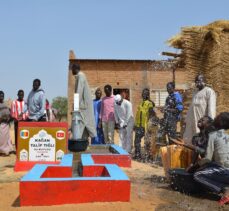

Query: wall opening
left=113, top=88, right=130, bottom=101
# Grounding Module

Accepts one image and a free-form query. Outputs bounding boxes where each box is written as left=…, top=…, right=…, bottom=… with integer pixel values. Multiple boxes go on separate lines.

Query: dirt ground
left=0, top=129, right=229, bottom=211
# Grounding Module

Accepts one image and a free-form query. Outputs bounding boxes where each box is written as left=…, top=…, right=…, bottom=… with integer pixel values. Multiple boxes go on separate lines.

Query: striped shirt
left=11, top=100, right=28, bottom=120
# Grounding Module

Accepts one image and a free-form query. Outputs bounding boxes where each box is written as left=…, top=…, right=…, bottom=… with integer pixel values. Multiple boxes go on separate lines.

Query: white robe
left=72, top=72, right=96, bottom=140
left=183, top=86, right=216, bottom=144
left=114, top=99, right=134, bottom=153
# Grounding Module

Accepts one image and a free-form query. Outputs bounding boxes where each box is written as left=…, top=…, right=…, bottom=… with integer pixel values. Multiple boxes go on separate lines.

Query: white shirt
left=114, top=99, right=134, bottom=127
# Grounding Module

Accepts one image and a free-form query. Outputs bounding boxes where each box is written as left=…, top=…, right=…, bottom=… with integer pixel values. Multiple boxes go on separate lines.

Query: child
left=186, top=116, right=214, bottom=172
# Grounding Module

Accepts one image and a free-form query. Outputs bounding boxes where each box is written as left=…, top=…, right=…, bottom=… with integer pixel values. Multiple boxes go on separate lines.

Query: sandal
left=219, top=196, right=229, bottom=206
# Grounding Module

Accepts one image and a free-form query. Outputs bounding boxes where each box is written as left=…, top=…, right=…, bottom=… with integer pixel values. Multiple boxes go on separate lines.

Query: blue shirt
left=93, top=99, right=101, bottom=127
left=92, top=99, right=104, bottom=144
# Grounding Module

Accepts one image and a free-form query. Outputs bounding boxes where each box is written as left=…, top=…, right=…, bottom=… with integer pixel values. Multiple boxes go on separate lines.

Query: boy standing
left=99, top=85, right=115, bottom=144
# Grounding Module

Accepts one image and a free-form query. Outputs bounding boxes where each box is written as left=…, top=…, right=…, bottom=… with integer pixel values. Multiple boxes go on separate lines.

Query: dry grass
left=168, top=20, right=229, bottom=115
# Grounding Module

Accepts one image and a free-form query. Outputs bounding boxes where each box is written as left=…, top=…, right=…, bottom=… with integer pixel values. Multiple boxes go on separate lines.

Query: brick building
left=67, top=51, right=188, bottom=123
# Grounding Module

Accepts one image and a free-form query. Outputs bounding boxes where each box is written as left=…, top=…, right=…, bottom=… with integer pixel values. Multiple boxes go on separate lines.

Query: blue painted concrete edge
left=21, top=152, right=129, bottom=182
left=110, top=144, right=129, bottom=155
left=89, top=144, right=129, bottom=155
left=21, top=153, right=73, bottom=181
left=81, top=154, right=94, bottom=166
left=60, top=154, right=73, bottom=166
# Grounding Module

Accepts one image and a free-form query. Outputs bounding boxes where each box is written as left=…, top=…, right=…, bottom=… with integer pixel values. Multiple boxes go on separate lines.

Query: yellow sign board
left=17, top=122, right=68, bottom=162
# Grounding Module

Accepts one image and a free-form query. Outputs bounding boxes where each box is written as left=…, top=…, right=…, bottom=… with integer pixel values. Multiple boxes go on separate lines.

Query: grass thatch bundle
left=168, top=20, right=229, bottom=114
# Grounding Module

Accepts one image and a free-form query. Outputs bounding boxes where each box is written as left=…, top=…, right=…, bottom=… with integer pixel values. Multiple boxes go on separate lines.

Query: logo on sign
left=56, top=130, right=65, bottom=140
left=20, top=149, right=28, bottom=161
left=20, top=130, right=29, bottom=139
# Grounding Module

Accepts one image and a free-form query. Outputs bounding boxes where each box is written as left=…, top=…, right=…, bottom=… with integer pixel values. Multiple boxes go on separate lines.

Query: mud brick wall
left=68, top=59, right=188, bottom=124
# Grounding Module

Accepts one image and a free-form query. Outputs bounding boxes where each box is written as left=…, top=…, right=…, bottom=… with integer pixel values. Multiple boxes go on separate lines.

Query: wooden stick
left=161, top=52, right=182, bottom=58
left=169, top=137, right=196, bottom=151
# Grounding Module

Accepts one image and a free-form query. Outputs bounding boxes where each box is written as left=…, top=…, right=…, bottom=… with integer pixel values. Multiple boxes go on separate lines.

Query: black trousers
left=14, top=121, right=18, bottom=150
left=134, top=127, right=145, bottom=157
left=194, top=162, right=229, bottom=193
left=159, top=116, right=177, bottom=141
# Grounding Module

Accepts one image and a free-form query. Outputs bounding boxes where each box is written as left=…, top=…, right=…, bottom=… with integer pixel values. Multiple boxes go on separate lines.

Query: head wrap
left=114, top=94, right=122, bottom=103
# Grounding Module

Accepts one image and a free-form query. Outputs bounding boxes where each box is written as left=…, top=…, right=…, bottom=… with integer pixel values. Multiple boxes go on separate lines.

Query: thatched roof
left=167, top=20, right=229, bottom=49
left=167, top=20, right=229, bottom=115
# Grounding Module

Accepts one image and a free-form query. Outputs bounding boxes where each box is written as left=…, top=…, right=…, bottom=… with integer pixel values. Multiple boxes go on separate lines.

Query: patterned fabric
left=164, top=91, right=183, bottom=120
left=144, top=117, right=159, bottom=159
left=160, top=91, right=183, bottom=139
left=159, top=115, right=178, bottom=139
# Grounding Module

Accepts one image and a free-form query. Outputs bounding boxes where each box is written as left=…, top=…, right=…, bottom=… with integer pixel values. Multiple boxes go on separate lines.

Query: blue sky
left=0, top=0, right=228, bottom=101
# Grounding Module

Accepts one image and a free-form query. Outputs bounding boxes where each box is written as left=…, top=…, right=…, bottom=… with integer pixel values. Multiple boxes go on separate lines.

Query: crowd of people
left=72, top=64, right=220, bottom=164
left=89, top=82, right=185, bottom=162
left=1, top=63, right=228, bottom=204
left=72, top=64, right=229, bottom=204
left=0, top=79, right=56, bottom=156
left=71, top=64, right=186, bottom=161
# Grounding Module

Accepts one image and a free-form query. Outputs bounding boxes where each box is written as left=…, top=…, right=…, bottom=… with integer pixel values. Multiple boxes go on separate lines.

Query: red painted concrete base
left=20, top=180, right=130, bottom=206
left=92, top=154, right=131, bottom=168
left=41, top=166, right=72, bottom=178
left=20, top=154, right=130, bottom=206
left=82, top=166, right=110, bottom=177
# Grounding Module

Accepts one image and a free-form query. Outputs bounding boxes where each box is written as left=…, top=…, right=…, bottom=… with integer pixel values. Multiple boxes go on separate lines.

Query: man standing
left=114, top=94, right=134, bottom=153
left=133, top=88, right=154, bottom=159
left=91, top=88, right=104, bottom=144
left=11, top=90, right=28, bottom=149
left=183, top=74, right=216, bottom=143
left=26, top=79, right=46, bottom=121
left=160, top=82, right=183, bottom=141
left=71, top=64, right=96, bottom=141
left=99, top=85, right=115, bottom=144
